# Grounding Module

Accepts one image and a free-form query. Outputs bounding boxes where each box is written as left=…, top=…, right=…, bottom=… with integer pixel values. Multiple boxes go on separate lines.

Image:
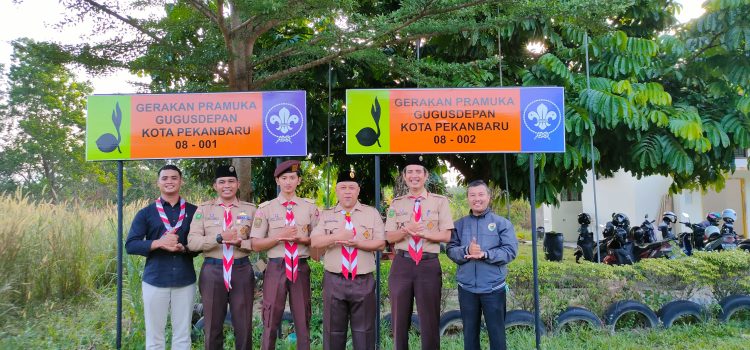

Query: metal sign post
left=528, top=154, right=542, bottom=349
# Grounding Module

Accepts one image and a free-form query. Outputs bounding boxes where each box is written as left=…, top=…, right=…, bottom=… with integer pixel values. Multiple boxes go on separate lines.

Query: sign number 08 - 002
left=433, top=135, right=476, bottom=144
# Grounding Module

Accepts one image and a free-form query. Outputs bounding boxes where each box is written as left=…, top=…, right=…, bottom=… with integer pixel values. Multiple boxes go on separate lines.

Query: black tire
left=505, top=310, right=545, bottom=335
left=277, top=311, right=295, bottom=339
left=554, top=307, right=603, bottom=333
left=191, top=311, right=233, bottom=341
left=603, top=300, right=659, bottom=332
left=657, top=300, right=705, bottom=328
left=381, top=313, right=420, bottom=334
left=438, top=310, right=463, bottom=336
left=719, top=295, right=750, bottom=323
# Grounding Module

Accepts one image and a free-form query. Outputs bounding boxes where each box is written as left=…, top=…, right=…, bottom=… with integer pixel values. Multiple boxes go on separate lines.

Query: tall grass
left=0, top=192, right=140, bottom=322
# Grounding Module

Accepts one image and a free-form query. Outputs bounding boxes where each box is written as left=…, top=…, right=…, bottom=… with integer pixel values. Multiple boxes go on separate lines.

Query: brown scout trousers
left=322, top=271, right=376, bottom=350
left=260, top=259, right=312, bottom=350
left=199, top=262, right=255, bottom=350
left=388, top=252, right=443, bottom=350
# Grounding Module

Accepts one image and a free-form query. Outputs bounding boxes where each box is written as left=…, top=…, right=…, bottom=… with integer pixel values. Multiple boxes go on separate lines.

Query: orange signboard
left=388, top=89, right=521, bottom=153
left=346, top=87, right=564, bottom=154
left=129, top=94, right=263, bottom=158
left=86, top=91, right=307, bottom=160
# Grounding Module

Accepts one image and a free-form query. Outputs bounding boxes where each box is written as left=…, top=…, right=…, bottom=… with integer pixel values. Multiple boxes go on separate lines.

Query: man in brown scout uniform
left=187, top=165, right=257, bottom=350
left=310, top=168, right=386, bottom=350
left=250, top=160, right=320, bottom=350
left=385, top=155, right=454, bottom=350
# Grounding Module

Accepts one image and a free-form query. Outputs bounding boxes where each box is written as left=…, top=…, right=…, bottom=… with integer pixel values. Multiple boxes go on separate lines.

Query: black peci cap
left=404, top=154, right=426, bottom=168
left=215, top=165, right=238, bottom=180
left=336, top=167, right=358, bottom=184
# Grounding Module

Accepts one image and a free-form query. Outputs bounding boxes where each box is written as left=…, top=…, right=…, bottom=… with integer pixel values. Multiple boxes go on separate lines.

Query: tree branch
left=80, top=0, right=163, bottom=44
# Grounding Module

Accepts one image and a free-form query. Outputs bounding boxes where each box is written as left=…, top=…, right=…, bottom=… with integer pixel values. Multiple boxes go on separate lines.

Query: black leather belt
left=268, top=257, right=308, bottom=263
left=204, top=257, right=250, bottom=265
left=396, top=249, right=438, bottom=260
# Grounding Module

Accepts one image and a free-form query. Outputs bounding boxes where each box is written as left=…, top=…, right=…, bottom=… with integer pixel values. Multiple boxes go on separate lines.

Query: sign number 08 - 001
left=175, top=139, right=217, bottom=149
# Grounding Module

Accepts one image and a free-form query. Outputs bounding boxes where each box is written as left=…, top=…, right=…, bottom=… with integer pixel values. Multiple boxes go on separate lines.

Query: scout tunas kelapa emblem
left=95, top=102, right=123, bottom=153
left=355, top=97, right=382, bottom=147
left=363, top=230, right=371, bottom=239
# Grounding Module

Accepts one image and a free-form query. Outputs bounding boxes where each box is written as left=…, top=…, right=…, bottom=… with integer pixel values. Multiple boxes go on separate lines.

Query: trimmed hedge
left=506, top=250, right=750, bottom=327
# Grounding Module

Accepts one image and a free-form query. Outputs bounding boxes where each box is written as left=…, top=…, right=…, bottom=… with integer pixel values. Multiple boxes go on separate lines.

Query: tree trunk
left=228, top=7, right=254, bottom=202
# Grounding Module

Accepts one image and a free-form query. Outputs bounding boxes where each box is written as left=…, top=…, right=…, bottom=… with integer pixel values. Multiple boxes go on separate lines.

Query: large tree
left=0, top=39, right=96, bottom=201
left=40, top=0, right=749, bottom=205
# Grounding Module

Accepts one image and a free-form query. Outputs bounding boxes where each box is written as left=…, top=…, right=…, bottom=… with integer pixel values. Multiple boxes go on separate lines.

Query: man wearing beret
left=385, top=155, right=454, bottom=349
left=187, top=165, right=257, bottom=350
left=310, top=168, right=386, bottom=350
left=447, top=180, right=518, bottom=350
left=251, top=160, right=320, bottom=350
left=126, top=164, right=197, bottom=350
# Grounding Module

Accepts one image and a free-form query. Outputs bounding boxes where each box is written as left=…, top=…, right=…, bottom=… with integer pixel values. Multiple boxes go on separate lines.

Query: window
left=560, top=187, right=582, bottom=202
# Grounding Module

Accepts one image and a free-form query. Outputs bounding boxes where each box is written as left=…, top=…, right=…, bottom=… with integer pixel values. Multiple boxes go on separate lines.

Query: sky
left=0, top=0, right=706, bottom=94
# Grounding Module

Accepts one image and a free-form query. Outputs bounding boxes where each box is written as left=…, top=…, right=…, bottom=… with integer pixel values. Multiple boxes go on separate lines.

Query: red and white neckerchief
left=407, top=196, right=424, bottom=264
left=220, top=203, right=234, bottom=291
left=283, top=200, right=299, bottom=282
left=155, top=197, right=186, bottom=235
left=340, top=210, right=358, bottom=280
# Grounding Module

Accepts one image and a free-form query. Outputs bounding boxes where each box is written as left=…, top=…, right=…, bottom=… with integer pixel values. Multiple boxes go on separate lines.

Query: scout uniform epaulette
left=238, top=200, right=257, bottom=207
left=258, top=201, right=271, bottom=209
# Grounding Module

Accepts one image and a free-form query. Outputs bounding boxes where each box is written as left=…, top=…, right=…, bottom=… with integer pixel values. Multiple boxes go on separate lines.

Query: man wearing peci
left=385, top=155, right=454, bottom=349
left=447, top=180, right=518, bottom=350
left=310, top=168, right=386, bottom=350
left=126, top=164, right=197, bottom=350
left=187, top=165, right=257, bottom=350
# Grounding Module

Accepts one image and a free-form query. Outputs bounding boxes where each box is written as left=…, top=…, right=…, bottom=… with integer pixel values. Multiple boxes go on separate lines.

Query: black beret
left=274, top=160, right=301, bottom=178
left=214, top=165, right=238, bottom=180
left=404, top=154, right=426, bottom=168
left=336, top=168, right=359, bottom=184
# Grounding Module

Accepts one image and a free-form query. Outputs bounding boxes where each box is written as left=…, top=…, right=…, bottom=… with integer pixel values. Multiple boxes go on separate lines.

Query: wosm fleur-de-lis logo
left=523, top=99, right=562, bottom=140
left=528, top=103, right=557, bottom=131
left=270, top=107, right=299, bottom=134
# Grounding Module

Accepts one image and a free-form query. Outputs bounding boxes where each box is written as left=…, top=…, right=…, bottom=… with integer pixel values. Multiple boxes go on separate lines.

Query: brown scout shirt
left=384, top=190, right=454, bottom=254
left=187, top=198, right=257, bottom=259
left=311, top=202, right=385, bottom=275
left=249, top=195, right=320, bottom=259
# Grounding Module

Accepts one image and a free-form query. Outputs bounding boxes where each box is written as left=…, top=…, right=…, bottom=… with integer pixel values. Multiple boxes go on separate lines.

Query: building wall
left=702, top=178, right=746, bottom=238
left=579, top=169, right=671, bottom=241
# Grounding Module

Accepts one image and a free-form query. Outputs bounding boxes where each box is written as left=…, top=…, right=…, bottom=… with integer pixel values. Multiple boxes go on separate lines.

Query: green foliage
left=0, top=39, right=107, bottom=201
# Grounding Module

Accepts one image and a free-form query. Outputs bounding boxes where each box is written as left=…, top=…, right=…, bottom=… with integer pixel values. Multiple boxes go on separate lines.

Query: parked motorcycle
left=705, top=209, right=739, bottom=251
left=678, top=213, right=707, bottom=256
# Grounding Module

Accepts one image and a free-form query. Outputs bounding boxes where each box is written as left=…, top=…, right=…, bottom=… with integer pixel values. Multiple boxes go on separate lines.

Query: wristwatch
left=216, top=233, right=223, bottom=244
